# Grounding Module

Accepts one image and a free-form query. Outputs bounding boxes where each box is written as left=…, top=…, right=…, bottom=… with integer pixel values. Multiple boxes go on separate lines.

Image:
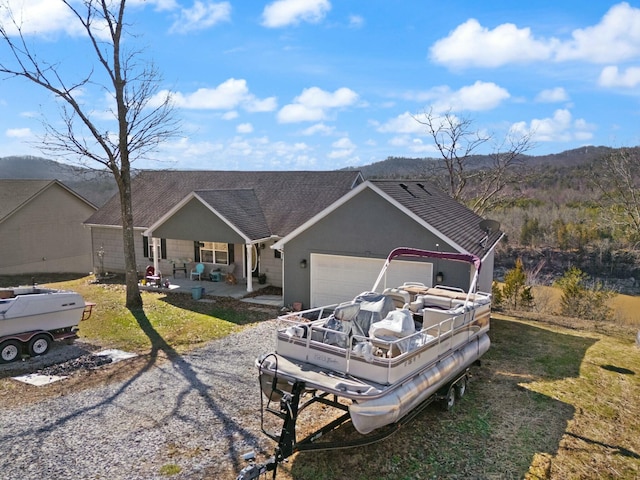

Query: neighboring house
left=84, top=171, right=502, bottom=308
left=0, top=179, right=97, bottom=275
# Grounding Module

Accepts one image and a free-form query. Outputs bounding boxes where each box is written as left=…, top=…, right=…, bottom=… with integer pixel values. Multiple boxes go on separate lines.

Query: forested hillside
left=0, top=156, right=117, bottom=206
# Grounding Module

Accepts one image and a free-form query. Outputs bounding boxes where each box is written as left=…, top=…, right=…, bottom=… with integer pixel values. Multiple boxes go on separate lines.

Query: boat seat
left=334, top=301, right=361, bottom=322
left=419, top=294, right=453, bottom=309
left=382, top=288, right=411, bottom=308
left=352, top=292, right=395, bottom=337
left=322, top=302, right=361, bottom=348
left=369, top=309, right=415, bottom=339
left=369, top=308, right=416, bottom=357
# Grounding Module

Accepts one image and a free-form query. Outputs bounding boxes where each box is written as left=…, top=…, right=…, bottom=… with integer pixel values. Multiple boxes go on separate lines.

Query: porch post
left=246, top=243, right=254, bottom=293
left=152, top=237, right=160, bottom=276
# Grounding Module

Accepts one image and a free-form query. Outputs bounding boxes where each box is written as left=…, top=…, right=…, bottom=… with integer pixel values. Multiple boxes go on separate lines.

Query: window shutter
left=161, top=239, right=167, bottom=259
left=228, top=243, right=235, bottom=263
left=193, top=241, right=201, bottom=262
left=143, top=236, right=149, bottom=259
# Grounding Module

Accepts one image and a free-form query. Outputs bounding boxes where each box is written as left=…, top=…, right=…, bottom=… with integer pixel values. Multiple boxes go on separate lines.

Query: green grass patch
left=7, top=275, right=274, bottom=354
left=159, top=464, right=181, bottom=476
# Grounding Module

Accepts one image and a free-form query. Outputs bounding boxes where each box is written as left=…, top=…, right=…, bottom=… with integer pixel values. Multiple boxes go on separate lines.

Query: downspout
left=246, top=243, right=254, bottom=293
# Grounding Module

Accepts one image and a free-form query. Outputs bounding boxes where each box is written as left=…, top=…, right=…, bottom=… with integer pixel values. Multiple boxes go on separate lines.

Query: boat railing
left=276, top=307, right=484, bottom=385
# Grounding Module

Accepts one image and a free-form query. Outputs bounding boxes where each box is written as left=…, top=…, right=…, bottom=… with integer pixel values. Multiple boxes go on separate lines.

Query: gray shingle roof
left=0, top=179, right=52, bottom=222
left=370, top=179, right=502, bottom=257
left=0, top=179, right=96, bottom=224
left=194, top=189, right=271, bottom=240
left=85, top=170, right=363, bottom=239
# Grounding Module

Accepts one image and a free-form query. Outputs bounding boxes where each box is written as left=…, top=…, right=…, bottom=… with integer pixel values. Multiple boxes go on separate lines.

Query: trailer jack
left=236, top=376, right=407, bottom=480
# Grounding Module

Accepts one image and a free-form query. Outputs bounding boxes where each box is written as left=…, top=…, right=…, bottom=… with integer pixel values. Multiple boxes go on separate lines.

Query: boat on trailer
left=0, top=286, right=94, bottom=363
left=237, top=247, right=492, bottom=479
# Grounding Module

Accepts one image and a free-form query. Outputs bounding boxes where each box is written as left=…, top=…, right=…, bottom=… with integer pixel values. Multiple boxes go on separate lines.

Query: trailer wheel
left=28, top=334, right=51, bottom=357
left=455, top=375, right=468, bottom=399
left=0, top=339, right=22, bottom=363
left=443, top=387, right=456, bottom=411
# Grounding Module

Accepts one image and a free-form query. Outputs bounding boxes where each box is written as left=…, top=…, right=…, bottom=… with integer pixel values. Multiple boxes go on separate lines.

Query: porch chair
left=190, top=263, right=205, bottom=281
left=145, top=265, right=161, bottom=286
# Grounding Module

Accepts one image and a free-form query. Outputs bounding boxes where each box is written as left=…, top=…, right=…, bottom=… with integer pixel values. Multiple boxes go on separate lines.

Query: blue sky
left=1, top=0, right=639, bottom=170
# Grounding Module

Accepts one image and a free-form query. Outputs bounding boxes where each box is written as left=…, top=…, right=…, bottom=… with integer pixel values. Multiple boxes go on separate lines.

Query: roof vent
left=399, top=183, right=416, bottom=197
left=416, top=183, right=431, bottom=195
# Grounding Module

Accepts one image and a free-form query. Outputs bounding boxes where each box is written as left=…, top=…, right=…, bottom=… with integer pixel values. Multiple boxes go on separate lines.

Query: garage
left=310, top=253, right=433, bottom=307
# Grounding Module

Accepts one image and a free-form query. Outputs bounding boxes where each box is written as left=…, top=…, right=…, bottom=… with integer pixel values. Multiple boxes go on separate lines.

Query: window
left=199, top=242, right=228, bottom=264
left=143, top=237, right=166, bottom=260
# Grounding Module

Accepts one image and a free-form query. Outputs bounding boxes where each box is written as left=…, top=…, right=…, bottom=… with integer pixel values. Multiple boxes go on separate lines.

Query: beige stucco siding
left=90, top=226, right=148, bottom=275
left=0, top=184, right=96, bottom=275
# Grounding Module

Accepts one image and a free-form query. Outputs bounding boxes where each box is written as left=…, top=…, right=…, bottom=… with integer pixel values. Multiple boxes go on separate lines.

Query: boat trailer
left=236, top=356, right=472, bottom=480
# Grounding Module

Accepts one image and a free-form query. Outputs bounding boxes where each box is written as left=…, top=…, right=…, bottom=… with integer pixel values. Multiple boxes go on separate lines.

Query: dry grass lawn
left=271, top=315, right=640, bottom=480
left=1, top=274, right=639, bottom=479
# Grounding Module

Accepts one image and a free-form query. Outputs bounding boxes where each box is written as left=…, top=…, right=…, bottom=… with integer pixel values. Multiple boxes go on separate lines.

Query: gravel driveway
left=0, top=320, right=279, bottom=480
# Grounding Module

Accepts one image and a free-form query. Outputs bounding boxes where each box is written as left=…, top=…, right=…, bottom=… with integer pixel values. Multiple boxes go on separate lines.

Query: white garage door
left=310, top=253, right=433, bottom=307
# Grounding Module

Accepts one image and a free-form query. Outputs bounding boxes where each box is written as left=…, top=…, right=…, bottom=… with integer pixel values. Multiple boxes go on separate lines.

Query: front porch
left=139, top=273, right=283, bottom=307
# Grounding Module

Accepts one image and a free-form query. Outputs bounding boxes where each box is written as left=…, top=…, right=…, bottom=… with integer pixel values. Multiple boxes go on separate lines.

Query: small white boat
left=0, top=286, right=94, bottom=362
left=237, top=247, right=491, bottom=479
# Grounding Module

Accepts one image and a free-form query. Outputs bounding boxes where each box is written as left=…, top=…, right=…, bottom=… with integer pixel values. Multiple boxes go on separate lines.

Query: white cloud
left=430, top=3, right=640, bottom=68
left=535, top=87, right=569, bottom=103
left=262, top=0, right=331, bottom=28
left=277, top=103, right=325, bottom=123
left=328, top=137, right=356, bottom=159
left=0, top=1, right=86, bottom=37
left=129, top=0, right=179, bottom=11
left=301, top=123, right=335, bottom=135
left=244, top=96, right=278, bottom=113
left=277, top=86, right=358, bottom=123
left=430, top=19, right=555, bottom=68
left=402, top=82, right=509, bottom=112
left=388, top=135, right=437, bottom=154
left=599, top=65, right=640, bottom=88
left=555, top=3, right=640, bottom=63
left=378, top=112, right=426, bottom=134
left=169, top=1, right=231, bottom=34
left=222, top=111, right=238, bottom=120
left=236, top=123, right=253, bottom=134
left=160, top=135, right=315, bottom=170
left=6, top=127, right=32, bottom=138
left=331, top=137, right=355, bottom=149
left=510, top=109, right=595, bottom=143
left=378, top=82, right=507, bottom=135
left=328, top=137, right=356, bottom=158
left=433, top=81, right=510, bottom=112
left=349, top=15, right=364, bottom=28
left=154, top=78, right=275, bottom=113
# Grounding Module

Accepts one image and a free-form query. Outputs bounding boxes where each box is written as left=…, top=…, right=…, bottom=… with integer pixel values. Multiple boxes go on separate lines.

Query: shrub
left=554, top=266, right=614, bottom=321
left=499, top=258, right=535, bottom=311
left=492, top=281, right=504, bottom=310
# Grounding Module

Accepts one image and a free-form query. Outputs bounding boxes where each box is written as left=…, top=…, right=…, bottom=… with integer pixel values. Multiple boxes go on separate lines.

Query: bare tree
left=589, top=147, right=640, bottom=242
left=0, top=0, right=179, bottom=309
left=416, top=110, right=534, bottom=215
